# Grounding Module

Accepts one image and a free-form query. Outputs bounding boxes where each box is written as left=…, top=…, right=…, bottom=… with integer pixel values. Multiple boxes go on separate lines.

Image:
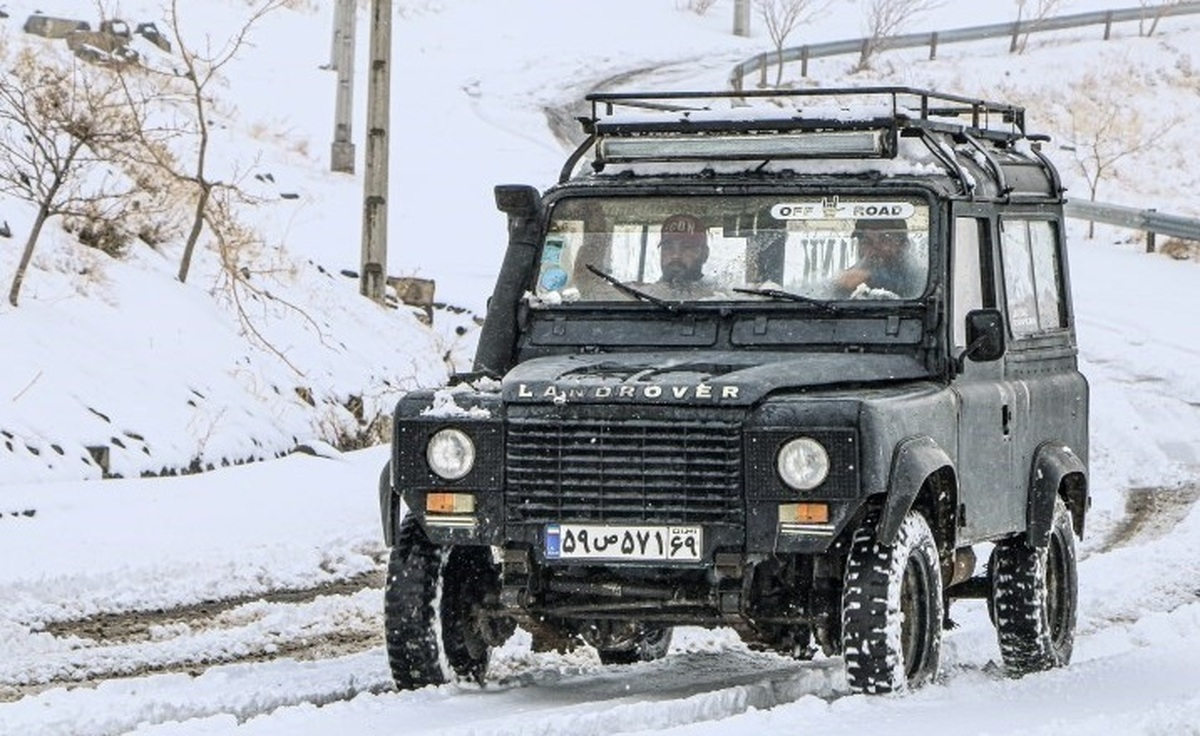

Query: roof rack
left=560, top=87, right=1032, bottom=183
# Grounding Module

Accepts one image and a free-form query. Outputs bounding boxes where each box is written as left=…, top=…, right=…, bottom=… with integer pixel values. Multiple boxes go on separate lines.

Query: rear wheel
left=384, top=516, right=503, bottom=689
left=991, top=496, right=1078, bottom=675
left=842, top=510, right=943, bottom=694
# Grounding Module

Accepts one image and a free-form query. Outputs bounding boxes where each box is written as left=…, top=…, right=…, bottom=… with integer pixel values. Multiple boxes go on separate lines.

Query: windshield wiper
left=732, top=286, right=839, bottom=313
left=585, top=264, right=683, bottom=313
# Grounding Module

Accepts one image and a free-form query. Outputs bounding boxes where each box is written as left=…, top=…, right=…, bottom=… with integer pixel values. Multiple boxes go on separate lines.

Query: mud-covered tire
left=842, top=510, right=943, bottom=694
left=991, top=496, right=1078, bottom=676
left=384, top=516, right=500, bottom=690
left=596, top=625, right=673, bottom=665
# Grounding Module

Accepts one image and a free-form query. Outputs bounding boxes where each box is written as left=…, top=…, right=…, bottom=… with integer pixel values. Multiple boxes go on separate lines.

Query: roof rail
left=559, top=87, right=1032, bottom=184
left=584, top=87, right=1026, bottom=139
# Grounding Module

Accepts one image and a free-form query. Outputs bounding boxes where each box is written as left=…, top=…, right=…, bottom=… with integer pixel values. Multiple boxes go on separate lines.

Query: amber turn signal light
left=779, top=502, right=829, bottom=524
left=426, top=492, right=476, bottom=514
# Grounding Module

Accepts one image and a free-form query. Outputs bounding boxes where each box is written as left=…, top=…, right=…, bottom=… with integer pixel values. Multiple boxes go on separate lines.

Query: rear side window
left=1000, top=219, right=1065, bottom=336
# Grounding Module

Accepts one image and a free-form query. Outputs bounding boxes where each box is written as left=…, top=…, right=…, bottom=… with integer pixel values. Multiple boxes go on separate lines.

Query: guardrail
left=1066, top=199, right=1200, bottom=251
left=730, top=2, right=1200, bottom=90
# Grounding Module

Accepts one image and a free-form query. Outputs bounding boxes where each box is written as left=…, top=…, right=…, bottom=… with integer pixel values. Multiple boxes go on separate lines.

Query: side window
left=951, top=217, right=986, bottom=348
left=1000, top=219, right=1066, bottom=336
left=1028, top=221, right=1066, bottom=329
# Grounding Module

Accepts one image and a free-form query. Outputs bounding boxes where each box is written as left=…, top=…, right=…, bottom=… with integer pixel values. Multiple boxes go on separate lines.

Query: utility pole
left=330, top=0, right=356, bottom=174
left=734, top=0, right=752, bottom=37
left=361, top=0, right=392, bottom=302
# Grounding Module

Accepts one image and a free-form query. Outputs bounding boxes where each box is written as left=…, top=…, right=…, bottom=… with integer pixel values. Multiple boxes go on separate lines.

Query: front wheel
left=384, top=516, right=503, bottom=690
left=990, top=496, right=1078, bottom=676
left=842, top=510, right=944, bottom=694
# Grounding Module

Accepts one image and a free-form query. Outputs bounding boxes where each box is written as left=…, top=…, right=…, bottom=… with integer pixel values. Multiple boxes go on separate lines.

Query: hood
left=502, top=351, right=931, bottom=407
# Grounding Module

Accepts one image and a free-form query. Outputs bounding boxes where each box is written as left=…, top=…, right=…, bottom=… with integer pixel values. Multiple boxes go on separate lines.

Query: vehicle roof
left=558, top=87, right=1063, bottom=203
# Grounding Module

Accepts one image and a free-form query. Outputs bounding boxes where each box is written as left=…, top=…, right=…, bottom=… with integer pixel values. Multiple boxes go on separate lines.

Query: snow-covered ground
left=3, top=1, right=1200, bottom=734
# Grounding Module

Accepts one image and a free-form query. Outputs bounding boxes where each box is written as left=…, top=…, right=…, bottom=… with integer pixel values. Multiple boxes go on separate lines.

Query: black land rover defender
left=379, top=88, right=1089, bottom=694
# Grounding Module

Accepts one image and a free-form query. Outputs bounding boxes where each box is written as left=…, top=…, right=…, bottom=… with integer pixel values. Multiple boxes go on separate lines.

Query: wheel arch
left=379, top=460, right=400, bottom=547
left=1027, top=442, right=1089, bottom=545
left=879, top=436, right=958, bottom=555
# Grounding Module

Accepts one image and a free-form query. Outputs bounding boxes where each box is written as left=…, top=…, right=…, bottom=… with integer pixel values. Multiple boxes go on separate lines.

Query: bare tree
left=97, top=0, right=329, bottom=372
left=117, top=0, right=291, bottom=284
left=756, top=0, right=832, bottom=87
left=1011, top=0, right=1062, bottom=54
left=1139, top=0, right=1184, bottom=37
left=0, top=48, right=143, bottom=306
left=856, top=0, right=943, bottom=72
left=1060, top=72, right=1179, bottom=238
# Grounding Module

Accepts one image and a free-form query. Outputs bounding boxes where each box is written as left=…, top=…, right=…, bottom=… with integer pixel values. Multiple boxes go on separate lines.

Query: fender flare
left=879, top=436, right=954, bottom=546
left=1027, top=442, right=1088, bottom=546
left=379, top=460, right=398, bottom=547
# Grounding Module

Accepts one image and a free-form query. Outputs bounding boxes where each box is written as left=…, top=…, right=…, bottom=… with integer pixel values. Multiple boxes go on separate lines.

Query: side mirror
left=962, top=308, right=1006, bottom=366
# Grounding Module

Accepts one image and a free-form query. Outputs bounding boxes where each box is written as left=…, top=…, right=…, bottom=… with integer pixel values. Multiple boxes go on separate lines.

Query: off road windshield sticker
left=770, top=199, right=916, bottom=221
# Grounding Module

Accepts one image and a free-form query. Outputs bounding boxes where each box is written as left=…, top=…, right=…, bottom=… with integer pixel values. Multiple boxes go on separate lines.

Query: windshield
left=532, top=194, right=930, bottom=306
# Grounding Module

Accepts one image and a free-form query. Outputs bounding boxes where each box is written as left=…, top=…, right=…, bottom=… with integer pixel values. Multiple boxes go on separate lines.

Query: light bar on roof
left=597, top=130, right=888, bottom=163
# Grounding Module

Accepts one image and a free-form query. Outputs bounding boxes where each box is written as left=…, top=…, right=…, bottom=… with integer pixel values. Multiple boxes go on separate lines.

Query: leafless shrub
left=856, top=0, right=943, bottom=71
left=1139, top=0, right=1184, bottom=37
left=1056, top=71, right=1180, bottom=237
left=676, top=0, right=719, bottom=14
left=1159, top=238, right=1197, bottom=260
left=62, top=202, right=135, bottom=257
left=1011, top=0, right=1063, bottom=54
left=756, top=0, right=832, bottom=86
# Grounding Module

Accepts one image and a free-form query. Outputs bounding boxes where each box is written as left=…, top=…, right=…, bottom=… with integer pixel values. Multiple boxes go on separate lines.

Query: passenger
left=834, top=218, right=922, bottom=298
left=658, top=213, right=712, bottom=290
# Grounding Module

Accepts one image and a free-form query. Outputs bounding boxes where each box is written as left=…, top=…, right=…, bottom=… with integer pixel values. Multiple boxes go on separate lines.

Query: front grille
left=505, top=412, right=743, bottom=526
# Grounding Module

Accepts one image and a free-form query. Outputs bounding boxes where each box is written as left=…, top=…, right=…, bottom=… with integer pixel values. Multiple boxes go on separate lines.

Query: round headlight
left=776, top=437, right=830, bottom=491
left=426, top=428, right=475, bottom=481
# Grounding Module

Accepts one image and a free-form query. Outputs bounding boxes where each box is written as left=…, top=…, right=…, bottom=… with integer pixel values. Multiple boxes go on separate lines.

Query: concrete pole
left=330, top=0, right=356, bottom=174
left=361, top=0, right=391, bottom=302
left=733, top=0, right=752, bottom=37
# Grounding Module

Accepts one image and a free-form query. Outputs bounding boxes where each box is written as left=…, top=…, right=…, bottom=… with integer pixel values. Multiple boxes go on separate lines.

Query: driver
left=658, top=213, right=711, bottom=288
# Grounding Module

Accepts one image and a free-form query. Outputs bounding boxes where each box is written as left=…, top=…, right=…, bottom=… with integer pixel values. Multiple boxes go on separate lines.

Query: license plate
left=544, top=524, right=702, bottom=561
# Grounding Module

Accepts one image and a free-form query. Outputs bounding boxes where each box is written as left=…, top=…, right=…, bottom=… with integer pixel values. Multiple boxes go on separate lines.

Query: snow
left=3, top=0, right=1200, bottom=734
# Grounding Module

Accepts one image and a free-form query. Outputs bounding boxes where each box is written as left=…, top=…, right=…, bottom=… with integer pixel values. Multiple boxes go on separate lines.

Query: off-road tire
left=384, top=516, right=499, bottom=690
left=596, top=625, right=673, bottom=665
left=441, top=544, right=504, bottom=683
left=991, top=496, right=1078, bottom=676
left=842, top=510, right=943, bottom=694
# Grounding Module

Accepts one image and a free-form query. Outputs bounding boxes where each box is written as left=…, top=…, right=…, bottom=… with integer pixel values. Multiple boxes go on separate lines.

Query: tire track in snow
left=1098, top=484, right=1200, bottom=552
left=0, top=570, right=385, bottom=703
left=398, top=648, right=844, bottom=736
